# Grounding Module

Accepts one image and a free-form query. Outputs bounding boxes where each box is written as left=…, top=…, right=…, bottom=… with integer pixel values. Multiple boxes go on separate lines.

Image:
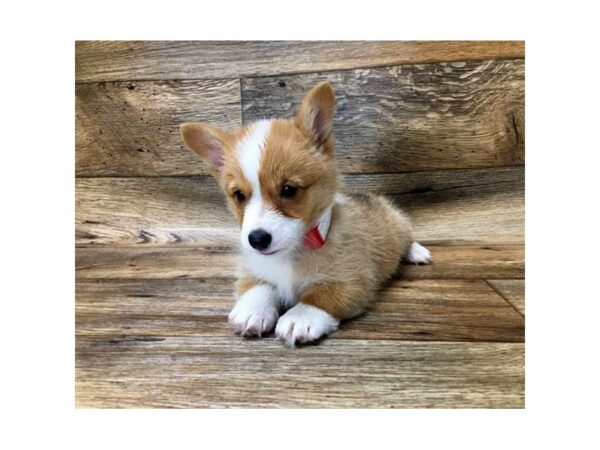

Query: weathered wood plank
left=76, top=79, right=241, bottom=177
left=75, top=175, right=238, bottom=246
left=75, top=166, right=524, bottom=246
left=242, top=59, right=524, bottom=174
left=488, top=279, right=525, bottom=315
left=76, top=336, right=524, bottom=408
left=76, top=59, right=524, bottom=177
left=399, top=245, right=523, bottom=279
left=76, top=245, right=524, bottom=280
left=76, top=41, right=525, bottom=83
left=76, top=278, right=524, bottom=343
left=347, top=166, right=525, bottom=245
left=344, top=280, right=524, bottom=342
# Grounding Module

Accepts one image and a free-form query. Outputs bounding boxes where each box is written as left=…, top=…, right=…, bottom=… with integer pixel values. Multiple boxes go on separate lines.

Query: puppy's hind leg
left=403, top=242, right=432, bottom=265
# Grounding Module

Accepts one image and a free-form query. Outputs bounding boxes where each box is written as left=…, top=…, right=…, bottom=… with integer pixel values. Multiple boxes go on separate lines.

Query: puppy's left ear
left=294, top=81, right=335, bottom=154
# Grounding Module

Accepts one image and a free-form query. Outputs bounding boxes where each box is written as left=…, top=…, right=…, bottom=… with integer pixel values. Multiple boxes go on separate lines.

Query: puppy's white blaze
left=240, top=195, right=263, bottom=251
left=238, top=119, right=271, bottom=189
left=237, top=119, right=303, bottom=254
left=237, top=120, right=270, bottom=251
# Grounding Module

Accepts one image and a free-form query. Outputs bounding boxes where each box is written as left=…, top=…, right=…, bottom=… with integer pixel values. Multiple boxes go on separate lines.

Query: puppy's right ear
left=180, top=122, right=228, bottom=174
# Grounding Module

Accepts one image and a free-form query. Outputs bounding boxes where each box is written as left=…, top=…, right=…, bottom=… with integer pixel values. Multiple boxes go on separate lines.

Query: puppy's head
left=181, top=81, right=339, bottom=256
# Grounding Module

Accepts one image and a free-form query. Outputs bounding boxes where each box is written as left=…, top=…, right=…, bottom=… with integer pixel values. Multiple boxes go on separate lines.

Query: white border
left=3, top=0, right=600, bottom=448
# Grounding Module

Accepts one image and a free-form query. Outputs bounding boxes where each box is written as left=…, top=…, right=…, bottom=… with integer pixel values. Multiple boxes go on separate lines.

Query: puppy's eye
left=233, top=190, right=246, bottom=202
left=280, top=184, right=297, bottom=198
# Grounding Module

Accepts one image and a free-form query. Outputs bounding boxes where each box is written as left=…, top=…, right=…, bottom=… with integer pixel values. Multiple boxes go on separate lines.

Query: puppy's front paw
left=275, top=303, right=339, bottom=347
left=228, top=285, right=279, bottom=337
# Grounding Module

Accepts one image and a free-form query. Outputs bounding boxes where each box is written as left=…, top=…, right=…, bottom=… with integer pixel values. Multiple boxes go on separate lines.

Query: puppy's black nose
left=248, top=229, right=272, bottom=251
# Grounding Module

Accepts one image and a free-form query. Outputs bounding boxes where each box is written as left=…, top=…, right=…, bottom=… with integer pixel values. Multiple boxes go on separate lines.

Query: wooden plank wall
left=75, top=41, right=525, bottom=408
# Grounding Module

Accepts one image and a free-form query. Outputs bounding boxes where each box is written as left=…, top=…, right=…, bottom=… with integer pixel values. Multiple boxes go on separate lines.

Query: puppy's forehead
left=236, top=119, right=271, bottom=188
left=261, top=120, right=322, bottom=184
left=234, top=119, right=314, bottom=192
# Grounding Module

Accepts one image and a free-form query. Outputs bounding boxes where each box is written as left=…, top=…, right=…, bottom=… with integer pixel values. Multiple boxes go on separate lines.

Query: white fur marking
left=275, top=303, right=339, bottom=347
left=238, top=120, right=271, bottom=189
left=239, top=251, right=296, bottom=307
left=228, top=284, right=279, bottom=337
left=237, top=120, right=304, bottom=255
left=405, top=241, right=432, bottom=264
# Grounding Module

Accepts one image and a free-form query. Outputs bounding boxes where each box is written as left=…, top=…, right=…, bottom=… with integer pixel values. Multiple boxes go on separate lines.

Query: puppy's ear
left=180, top=122, right=228, bottom=175
left=294, top=81, right=335, bottom=153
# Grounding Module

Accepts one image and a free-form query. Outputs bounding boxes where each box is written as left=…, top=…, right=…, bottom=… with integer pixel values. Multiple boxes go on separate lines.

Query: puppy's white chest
left=240, top=252, right=297, bottom=307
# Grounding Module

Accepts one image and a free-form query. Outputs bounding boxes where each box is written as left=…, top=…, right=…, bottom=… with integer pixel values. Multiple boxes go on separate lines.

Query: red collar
left=303, top=225, right=326, bottom=249
left=303, top=206, right=332, bottom=250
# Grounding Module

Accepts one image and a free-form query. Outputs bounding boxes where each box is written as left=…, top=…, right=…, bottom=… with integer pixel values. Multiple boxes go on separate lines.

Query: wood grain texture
left=347, top=166, right=524, bottom=245
left=75, top=166, right=523, bottom=246
left=345, top=280, right=524, bottom=342
left=399, top=245, right=523, bottom=279
left=76, top=278, right=524, bottom=343
left=488, top=280, right=525, bottom=315
left=76, top=245, right=524, bottom=280
left=75, top=175, right=237, bottom=246
left=76, top=79, right=241, bottom=177
left=76, top=41, right=525, bottom=83
left=76, top=336, right=524, bottom=408
left=242, top=59, right=524, bottom=174
left=76, top=59, right=524, bottom=177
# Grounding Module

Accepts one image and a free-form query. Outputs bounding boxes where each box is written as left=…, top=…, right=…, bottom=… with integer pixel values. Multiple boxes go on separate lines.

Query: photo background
left=75, top=41, right=525, bottom=407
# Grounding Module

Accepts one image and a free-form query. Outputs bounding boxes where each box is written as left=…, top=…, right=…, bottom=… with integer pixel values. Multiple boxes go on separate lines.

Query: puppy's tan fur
left=292, top=193, right=412, bottom=319
left=181, top=82, right=428, bottom=345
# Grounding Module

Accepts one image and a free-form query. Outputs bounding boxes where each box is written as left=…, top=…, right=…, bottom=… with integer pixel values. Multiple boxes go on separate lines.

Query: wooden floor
left=75, top=41, right=525, bottom=408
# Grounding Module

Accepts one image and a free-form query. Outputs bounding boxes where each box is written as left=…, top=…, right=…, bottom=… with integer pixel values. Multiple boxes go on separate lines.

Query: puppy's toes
left=275, top=303, right=339, bottom=347
left=228, top=305, right=279, bottom=337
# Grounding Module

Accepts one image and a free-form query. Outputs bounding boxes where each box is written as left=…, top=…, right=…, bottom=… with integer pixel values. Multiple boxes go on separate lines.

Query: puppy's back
left=345, top=192, right=413, bottom=283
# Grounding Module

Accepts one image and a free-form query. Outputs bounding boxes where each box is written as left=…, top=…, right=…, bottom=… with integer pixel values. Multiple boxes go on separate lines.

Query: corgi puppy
left=181, top=81, right=431, bottom=346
